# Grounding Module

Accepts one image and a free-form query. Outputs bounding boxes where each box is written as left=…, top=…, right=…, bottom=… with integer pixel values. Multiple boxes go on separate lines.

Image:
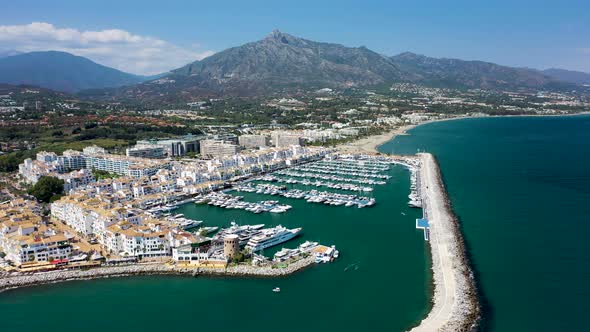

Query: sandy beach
left=336, top=124, right=417, bottom=154
left=410, top=153, right=479, bottom=331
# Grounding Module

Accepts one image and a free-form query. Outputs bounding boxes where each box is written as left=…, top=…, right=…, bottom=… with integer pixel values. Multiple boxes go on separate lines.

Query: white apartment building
left=200, top=140, right=238, bottom=159
left=126, top=144, right=166, bottom=159
left=238, top=134, right=270, bottom=148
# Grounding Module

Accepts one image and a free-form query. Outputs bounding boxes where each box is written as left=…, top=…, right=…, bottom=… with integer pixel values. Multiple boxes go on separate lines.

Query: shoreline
left=0, top=257, right=317, bottom=294
left=409, top=153, right=480, bottom=331
left=337, top=112, right=590, bottom=154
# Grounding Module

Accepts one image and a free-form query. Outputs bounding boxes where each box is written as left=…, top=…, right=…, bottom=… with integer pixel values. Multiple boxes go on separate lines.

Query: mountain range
left=1, top=31, right=588, bottom=100
left=0, top=51, right=153, bottom=92
left=541, top=68, right=590, bottom=86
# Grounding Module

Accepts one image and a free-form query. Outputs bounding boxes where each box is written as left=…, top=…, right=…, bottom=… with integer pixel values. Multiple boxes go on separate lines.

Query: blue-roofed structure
left=416, top=218, right=430, bottom=241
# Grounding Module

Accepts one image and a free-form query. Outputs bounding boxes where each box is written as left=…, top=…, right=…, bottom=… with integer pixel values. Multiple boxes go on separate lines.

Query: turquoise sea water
left=380, top=115, right=590, bottom=331
left=0, top=165, right=431, bottom=331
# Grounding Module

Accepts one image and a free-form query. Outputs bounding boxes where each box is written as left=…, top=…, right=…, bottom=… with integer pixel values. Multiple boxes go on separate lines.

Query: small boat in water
left=272, top=287, right=281, bottom=293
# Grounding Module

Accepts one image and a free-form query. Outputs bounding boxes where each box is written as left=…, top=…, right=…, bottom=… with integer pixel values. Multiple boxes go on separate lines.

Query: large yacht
left=245, top=225, right=302, bottom=252
left=213, top=222, right=265, bottom=246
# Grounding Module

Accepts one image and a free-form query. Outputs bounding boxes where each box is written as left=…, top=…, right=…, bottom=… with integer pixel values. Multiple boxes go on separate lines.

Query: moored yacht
left=245, top=225, right=302, bottom=252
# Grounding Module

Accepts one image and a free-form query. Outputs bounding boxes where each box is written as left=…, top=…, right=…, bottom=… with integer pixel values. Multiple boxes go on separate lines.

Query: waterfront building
left=0, top=200, right=72, bottom=266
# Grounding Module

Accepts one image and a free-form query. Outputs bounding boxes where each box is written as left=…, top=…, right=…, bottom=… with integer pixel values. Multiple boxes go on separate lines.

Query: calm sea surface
left=380, top=115, right=590, bottom=331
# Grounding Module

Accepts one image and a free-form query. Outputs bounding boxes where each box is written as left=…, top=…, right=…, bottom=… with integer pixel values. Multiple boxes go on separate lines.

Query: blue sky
left=1, top=0, right=589, bottom=75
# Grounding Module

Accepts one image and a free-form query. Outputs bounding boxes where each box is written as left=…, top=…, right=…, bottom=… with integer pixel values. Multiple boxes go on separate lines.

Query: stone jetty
left=409, top=153, right=480, bottom=331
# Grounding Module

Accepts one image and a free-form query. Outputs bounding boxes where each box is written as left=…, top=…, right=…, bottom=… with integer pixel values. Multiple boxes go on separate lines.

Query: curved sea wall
left=0, top=257, right=316, bottom=294
left=410, top=153, right=480, bottom=331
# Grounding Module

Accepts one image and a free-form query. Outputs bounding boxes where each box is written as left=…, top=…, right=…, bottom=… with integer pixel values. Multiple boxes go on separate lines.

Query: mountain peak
left=265, top=29, right=298, bottom=44
left=393, top=52, right=425, bottom=60
left=268, top=29, right=283, bottom=38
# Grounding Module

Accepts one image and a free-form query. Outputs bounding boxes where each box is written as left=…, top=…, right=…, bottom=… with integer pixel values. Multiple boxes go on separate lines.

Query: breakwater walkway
left=410, top=153, right=480, bottom=331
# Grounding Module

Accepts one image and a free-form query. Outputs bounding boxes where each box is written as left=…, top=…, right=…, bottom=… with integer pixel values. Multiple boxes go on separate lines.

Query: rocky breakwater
left=226, top=256, right=316, bottom=276
left=0, top=263, right=175, bottom=293
left=410, top=153, right=480, bottom=331
left=0, top=257, right=318, bottom=293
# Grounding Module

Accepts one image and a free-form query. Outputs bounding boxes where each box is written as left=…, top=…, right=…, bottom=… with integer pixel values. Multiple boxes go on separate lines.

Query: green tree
left=28, top=176, right=64, bottom=203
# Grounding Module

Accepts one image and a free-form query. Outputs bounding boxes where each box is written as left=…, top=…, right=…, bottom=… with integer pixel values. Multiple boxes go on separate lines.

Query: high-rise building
left=126, top=144, right=165, bottom=159
left=238, top=134, right=270, bottom=148
left=135, top=134, right=203, bottom=157
left=200, top=140, right=238, bottom=159
left=271, top=132, right=304, bottom=147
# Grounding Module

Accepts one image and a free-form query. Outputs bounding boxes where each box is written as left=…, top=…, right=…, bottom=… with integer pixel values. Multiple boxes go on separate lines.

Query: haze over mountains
left=0, top=51, right=153, bottom=92
left=541, top=68, right=590, bottom=86
left=0, top=30, right=587, bottom=99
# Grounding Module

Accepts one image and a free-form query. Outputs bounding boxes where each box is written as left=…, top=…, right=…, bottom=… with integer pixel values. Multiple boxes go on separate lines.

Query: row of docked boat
left=299, top=162, right=389, bottom=175
left=252, top=175, right=374, bottom=192
left=196, top=192, right=292, bottom=214
left=234, top=183, right=376, bottom=208
left=408, top=167, right=423, bottom=208
left=292, top=165, right=391, bottom=180
left=303, top=165, right=385, bottom=175
left=316, top=160, right=390, bottom=172
left=275, top=170, right=386, bottom=185
left=165, top=214, right=204, bottom=231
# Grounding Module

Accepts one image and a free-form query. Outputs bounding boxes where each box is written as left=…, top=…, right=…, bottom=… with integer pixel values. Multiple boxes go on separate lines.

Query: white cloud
left=0, top=22, right=214, bottom=75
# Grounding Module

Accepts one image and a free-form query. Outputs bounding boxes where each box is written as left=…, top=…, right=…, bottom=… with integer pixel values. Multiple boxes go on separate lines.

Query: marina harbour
left=0, top=155, right=433, bottom=331
left=168, top=157, right=425, bottom=265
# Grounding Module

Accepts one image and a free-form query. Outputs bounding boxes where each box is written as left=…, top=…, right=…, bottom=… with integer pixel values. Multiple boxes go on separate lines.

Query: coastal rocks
left=0, top=264, right=175, bottom=293
left=226, top=256, right=316, bottom=277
